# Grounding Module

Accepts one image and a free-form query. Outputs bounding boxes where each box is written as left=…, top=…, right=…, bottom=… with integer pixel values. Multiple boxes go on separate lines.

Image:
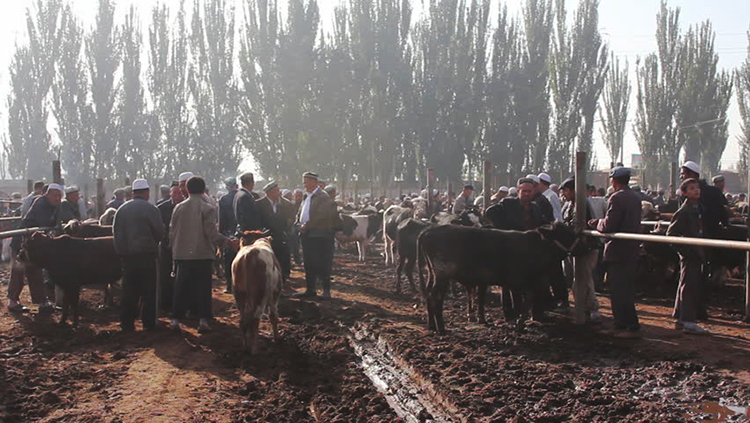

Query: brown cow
left=231, top=231, right=283, bottom=354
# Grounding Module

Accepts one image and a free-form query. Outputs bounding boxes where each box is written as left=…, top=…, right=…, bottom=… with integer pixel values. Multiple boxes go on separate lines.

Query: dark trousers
left=272, top=239, right=291, bottom=280
left=289, top=227, right=301, bottom=264
left=606, top=261, right=640, bottom=331
left=158, top=245, right=174, bottom=311
left=673, top=256, right=701, bottom=323
left=121, top=254, right=158, bottom=330
left=550, top=260, right=568, bottom=306
left=173, top=260, right=213, bottom=320
left=301, top=235, right=334, bottom=293
left=223, top=247, right=237, bottom=291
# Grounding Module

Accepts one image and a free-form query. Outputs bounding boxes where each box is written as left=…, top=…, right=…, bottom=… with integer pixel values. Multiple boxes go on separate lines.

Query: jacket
left=170, top=194, right=228, bottom=260
left=596, top=187, right=642, bottom=262
left=666, top=201, right=705, bottom=263
left=452, top=195, right=474, bottom=215
left=296, top=188, right=340, bottom=238
left=157, top=199, right=177, bottom=247
left=485, top=197, right=547, bottom=231
left=57, top=199, right=81, bottom=224
left=218, top=189, right=238, bottom=236
left=533, top=192, right=554, bottom=223
left=11, top=195, right=59, bottom=252
left=258, top=196, right=295, bottom=242
left=233, top=188, right=262, bottom=235
left=562, top=198, right=598, bottom=251
left=542, top=188, right=563, bottom=221
left=698, top=179, right=728, bottom=238
left=113, top=198, right=164, bottom=256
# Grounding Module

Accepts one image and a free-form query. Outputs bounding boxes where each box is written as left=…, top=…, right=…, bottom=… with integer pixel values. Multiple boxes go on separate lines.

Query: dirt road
left=1, top=252, right=749, bottom=422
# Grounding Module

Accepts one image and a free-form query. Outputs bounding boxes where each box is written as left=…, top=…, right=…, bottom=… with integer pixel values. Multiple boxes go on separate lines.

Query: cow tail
left=417, top=233, right=427, bottom=298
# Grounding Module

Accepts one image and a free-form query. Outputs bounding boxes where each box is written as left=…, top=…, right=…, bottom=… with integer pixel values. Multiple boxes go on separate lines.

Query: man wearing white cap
left=7, top=184, right=63, bottom=313
left=113, top=179, right=164, bottom=331
left=258, top=181, right=295, bottom=280
left=178, top=172, right=194, bottom=198
left=525, top=174, right=554, bottom=222
left=538, top=173, right=562, bottom=222
left=58, top=185, right=82, bottom=224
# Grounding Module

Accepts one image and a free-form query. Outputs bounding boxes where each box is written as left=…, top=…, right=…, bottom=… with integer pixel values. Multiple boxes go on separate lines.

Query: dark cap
left=463, top=184, right=474, bottom=190
left=609, top=167, right=631, bottom=179
left=263, top=181, right=278, bottom=193
left=303, top=171, right=319, bottom=181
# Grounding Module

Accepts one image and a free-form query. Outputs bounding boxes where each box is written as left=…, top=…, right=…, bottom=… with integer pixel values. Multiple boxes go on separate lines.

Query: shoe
left=683, top=323, right=709, bottom=335
left=38, top=304, right=55, bottom=315
left=198, top=321, right=212, bottom=334
left=321, top=290, right=331, bottom=299
left=674, top=320, right=684, bottom=330
left=8, top=303, right=29, bottom=313
left=613, top=330, right=642, bottom=339
left=292, top=290, right=317, bottom=298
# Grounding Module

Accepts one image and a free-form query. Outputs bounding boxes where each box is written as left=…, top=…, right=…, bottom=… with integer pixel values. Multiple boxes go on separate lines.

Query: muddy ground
left=0, top=249, right=749, bottom=423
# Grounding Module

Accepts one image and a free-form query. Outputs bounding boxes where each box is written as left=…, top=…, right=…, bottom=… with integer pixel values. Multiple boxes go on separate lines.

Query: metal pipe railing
left=0, top=217, right=22, bottom=222
left=0, top=227, right=54, bottom=240
left=583, top=230, right=750, bottom=251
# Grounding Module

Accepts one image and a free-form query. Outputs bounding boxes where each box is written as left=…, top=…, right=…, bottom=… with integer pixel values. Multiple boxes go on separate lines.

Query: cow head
left=240, top=230, right=272, bottom=248
left=19, top=231, right=55, bottom=266
left=537, top=222, right=584, bottom=258
left=62, top=219, right=82, bottom=236
left=456, top=205, right=487, bottom=227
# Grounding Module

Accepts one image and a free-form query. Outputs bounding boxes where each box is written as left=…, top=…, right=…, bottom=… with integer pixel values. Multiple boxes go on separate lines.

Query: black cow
left=62, top=220, right=113, bottom=238
left=383, top=205, right=413, bottom=265
left=20, top=233, right=122, bottom=326
left=417, top=222, right=581, bottom=334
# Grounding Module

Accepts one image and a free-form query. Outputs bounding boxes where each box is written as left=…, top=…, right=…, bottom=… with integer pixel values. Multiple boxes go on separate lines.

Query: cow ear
left=262, top=229, right=272, bottom=238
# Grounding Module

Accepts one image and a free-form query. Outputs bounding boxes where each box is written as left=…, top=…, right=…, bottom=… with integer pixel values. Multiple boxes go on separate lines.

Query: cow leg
left=434, top=277, right=449, bottom=335
left=404, top=256, right=417, bottom=293
left=467, top=286, right=477, bottom=322
left=60, top=286, right=70, bottom=325
left=502, top=287, right=519, bottom=322
left=384, top=238, right=392, bottom=265
left=104, top=284, right=113, bottom=308
left=269, top=300, right=280, bottom=343
left=70, top=287, right=81, bottom=327
left=477, top=285, right=487, bottom=324
left=396, top=253, right=406, bottom=294
left=248, top=317, right=261, bottom=355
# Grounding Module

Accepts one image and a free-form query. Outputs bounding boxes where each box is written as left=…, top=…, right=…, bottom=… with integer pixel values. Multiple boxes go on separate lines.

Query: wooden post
left=96, top=178, right=105, bottom=218
left=483, top=161, right=492, bottom=209
left=670, top=162, right=677, bottom=193
left=746, top=168, right=750, bottom=322
left=52, top=161, right=62, bottom=184
left=427, top=168, right=435, bottom=213
left=27, top=179, right=33, bottom=195
left=574, top=151, right=588, bottom=325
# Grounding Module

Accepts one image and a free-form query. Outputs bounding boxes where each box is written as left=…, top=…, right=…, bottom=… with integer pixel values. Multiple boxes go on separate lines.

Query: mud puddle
left=347, top=322, right=458, bottom=423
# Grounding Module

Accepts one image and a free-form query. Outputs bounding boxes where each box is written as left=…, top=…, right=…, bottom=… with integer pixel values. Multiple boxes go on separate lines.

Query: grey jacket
left=113, top=197, right=164, bottom=256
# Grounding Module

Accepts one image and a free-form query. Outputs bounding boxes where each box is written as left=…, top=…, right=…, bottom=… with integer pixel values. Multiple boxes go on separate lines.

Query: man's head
left=525, top=174, right=541, bottom=193
left=680, top=178, right=701, bottom=202
left=225, top=177, right=238, bottom=191
left=239, top=172, right=255, bottom=191
left=680, top=161, right=700, bottom=181
left=187, top=176, right=206, bottom=195
left=45, top=184, right=63, bottom=206
left=609, top=167, right=631, bottom=190
left=294, top=188, right=304, bottom=202
left=264, top=181, right=280, bottom=200
left=303, top=171, right=319, bottom=192
left=160, top=185, right=170, bottom=200
left=517, top=178, right=535, bottom=205
left=496, top=186, right=509, bottom=201
left=560, top=177, right=575, bottom=202
left=132, top=179, right=150, bottom=201
left=170, top=186, right=184, bottom=203
left=124, top=186, right=133, bottom=201
left=462, top=184, right=474, bottom=198
left=712, top=174, right=725, bottom=191
left=65, top=185, right=80, bottom=204
left=740, top=193, right=747, bottom=201
left=538, top=173, right=552, bottom=190
left=113, top=188, right=125, bottom=200
left=324, top=185, right=337, bottom=199
left=32, top=181, right=44, bottom=195
left=282, top=189, right=293, bottom=201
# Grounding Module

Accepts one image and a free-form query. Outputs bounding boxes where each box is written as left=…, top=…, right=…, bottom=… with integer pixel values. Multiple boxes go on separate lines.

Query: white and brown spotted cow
left=232, top=231, right=283, bottom=354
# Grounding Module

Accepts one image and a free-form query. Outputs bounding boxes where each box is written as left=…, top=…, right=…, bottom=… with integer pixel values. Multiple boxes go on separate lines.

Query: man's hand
left=587, top=219, right=599, bottom=229
left=299, top=224, right=307, bottom=233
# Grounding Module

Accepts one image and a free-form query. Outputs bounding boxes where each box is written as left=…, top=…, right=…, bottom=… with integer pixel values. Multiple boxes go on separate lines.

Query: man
left=258, top=181, right=295, bottom=280
left=178, top=172, right=194, bottom=198
left=112, top=179, right=164, bottom=331
left=452, top=184, right=474, bottom=214
left=538, top=173, right=563, bottom=221
left=157, top=186, right=184, bottom=310
left=20, top=181, right=45, bottom=217
left=282, top=189, right=294, bottom=202
left=632, top=185, right=653, bottom=204
left=653, top=189, right=666, bottom=209
left=218, top=177, right=239, bottom=293
left=489, top=186, right=509, bottom=206
left=124, top=186, right=133, bottom=202
left=156, top=185, right=171, bottom=205
left=324, top=185, right=337, bottom=200
left=234, top=172, right=262, bottom=235
left=526, top=174, right=554, bottom=223
left=107, top=189, right=126, bottom=210
left=294, top=171, right=339, bottom=298
left=560, top=176, right=601, bottom=322
left=170, top=177, right=237, bottom=332
left=667, top=178, right=709, bottom=335
left=289, top=188, right=305, bottom=265
left=7, top=184, right=63, bottom=313
left=712, top=175, right=725, bottom=192
left=588, top=167, right=642, bottom=338
left=57, top=185, right=82, bottom=224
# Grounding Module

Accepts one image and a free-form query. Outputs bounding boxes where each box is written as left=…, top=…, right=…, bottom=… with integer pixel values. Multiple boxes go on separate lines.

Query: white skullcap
left=508, top=187, right=518, bottom=196
left=132, top=179, right=150, bottom=191
left=681, top=161, right=700, bottom=175
left=178, top=172, right=194, bottom=182
left=47, top=183, right=63, bottom=193
left=64, top=185, right=80, bottom=194
left=498, top=186, right=509, bottom=192
left=525, top=174, right=540, bottom=184
left=538, top=173, right=551, bottom=184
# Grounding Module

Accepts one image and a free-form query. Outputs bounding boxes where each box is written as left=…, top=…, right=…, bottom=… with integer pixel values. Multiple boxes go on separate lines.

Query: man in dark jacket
left=588, top=167, right=642, bottom=338
left=57, top=186, right=82, bottom=224
left=113, top=179, right=164, bottom=331
left=526, top=174, right=554, bottom=223
left=294, top=172, right=340, bottom=298
left=485, top=178, right=548, bottom=231
left=258, top=181, right=295, bottom=280
left=219, top=177, right=239, bottom=293
left=156, top=186, right=184, bottom=310
left=667, top=178, right=708, bottom=335
left=234, top=172, right=262, bottom=235
left=7, top=184, right=63, bottom=313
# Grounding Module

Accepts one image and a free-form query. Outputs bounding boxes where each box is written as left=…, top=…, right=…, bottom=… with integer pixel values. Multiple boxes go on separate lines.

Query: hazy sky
left=0, top=0, right=748, bottom=174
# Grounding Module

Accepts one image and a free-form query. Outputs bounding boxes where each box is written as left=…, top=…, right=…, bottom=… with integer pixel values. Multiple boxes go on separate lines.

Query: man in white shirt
left=20, top=181, right=45, bottom=218
left=538, top=173, right=563, bottom=222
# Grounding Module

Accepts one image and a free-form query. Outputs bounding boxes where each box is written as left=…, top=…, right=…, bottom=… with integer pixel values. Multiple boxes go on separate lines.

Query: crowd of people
left=2, top=159, right=740, bottom=338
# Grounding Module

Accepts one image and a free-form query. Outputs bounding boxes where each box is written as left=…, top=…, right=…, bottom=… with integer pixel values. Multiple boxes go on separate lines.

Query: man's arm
left=149, top=205, right=165, bottom=243
left=596, top=195, right=624, bottom=233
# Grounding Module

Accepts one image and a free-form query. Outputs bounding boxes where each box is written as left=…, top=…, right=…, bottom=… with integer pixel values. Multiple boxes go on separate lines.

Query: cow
left=335, top=212, right=384, bottom=261
left=395, top=207, right=488, bottom=294
left=382, top=205, right=413, bottom=265
left=231, top=231, right=283, bottom=354
left=19, top=232, right=122, bottom=326
left=99, top=208, right=117, bottom=225
left=62, top=219, right=113, bottom=238
left=417, top=222, right=581, bottom=334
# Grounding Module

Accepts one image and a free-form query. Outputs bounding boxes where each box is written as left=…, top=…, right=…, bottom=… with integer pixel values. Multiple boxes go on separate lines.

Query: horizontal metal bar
left=0, top=217, right=22, bottom=222
left=583, top=230, right=750, bottom=251
left=0, top=227, right=54, bottom=240
left=640, top=220, right=748, bottom=230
